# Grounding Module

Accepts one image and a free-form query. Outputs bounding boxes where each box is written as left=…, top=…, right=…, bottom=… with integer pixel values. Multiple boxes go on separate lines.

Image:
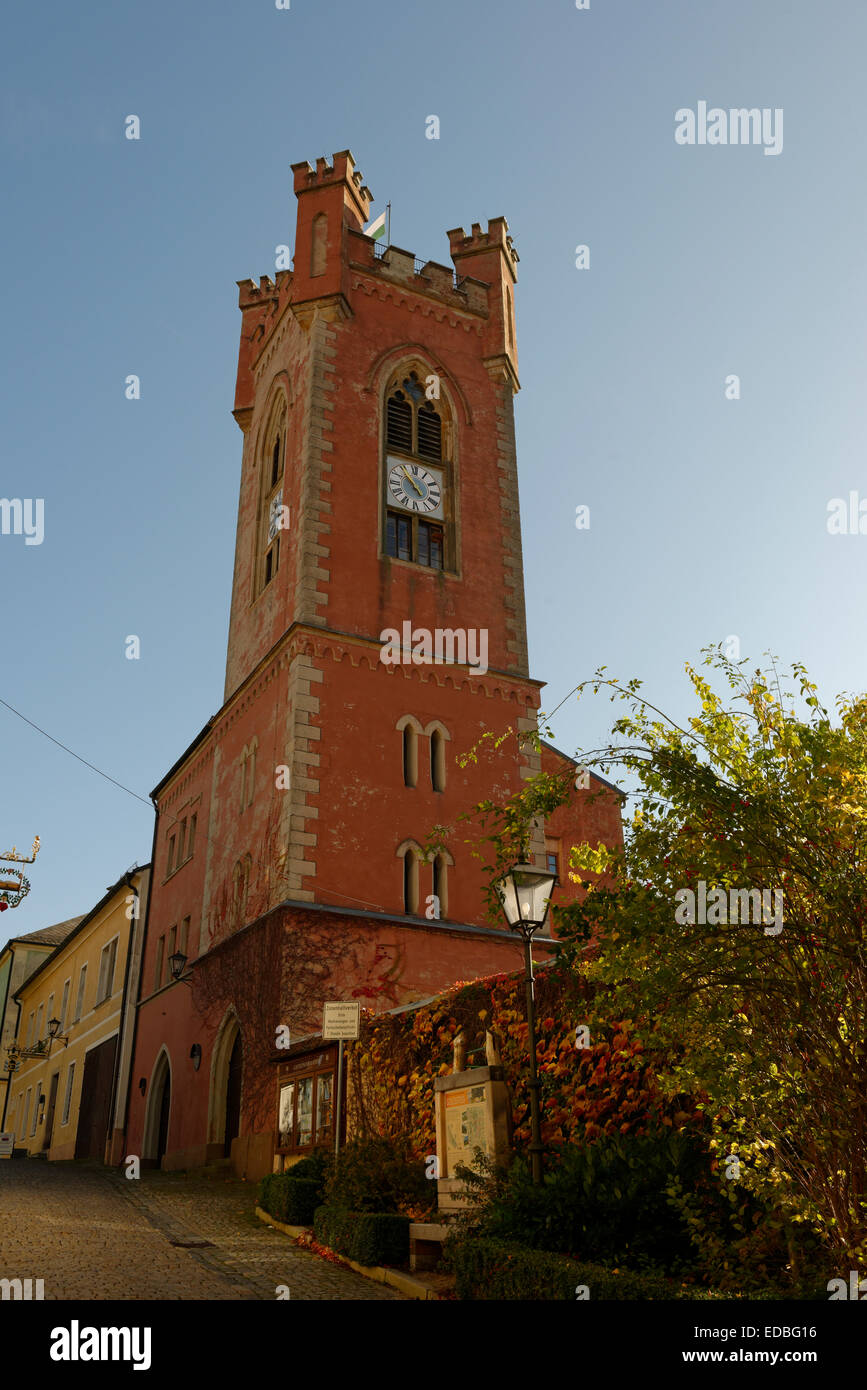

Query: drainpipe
left=105, top=865, right=143, bottom=1165
left=120, top=800, right=159, bottom=1148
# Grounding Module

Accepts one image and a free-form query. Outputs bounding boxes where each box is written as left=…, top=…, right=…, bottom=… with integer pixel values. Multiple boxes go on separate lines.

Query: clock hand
left=401, top=465, right=425, bottom=497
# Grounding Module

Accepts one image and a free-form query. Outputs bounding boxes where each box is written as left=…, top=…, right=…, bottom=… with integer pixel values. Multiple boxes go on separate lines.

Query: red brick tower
left=221, top=149, right=542, bottom=925
left=124, top=151, right=622, bottom=1176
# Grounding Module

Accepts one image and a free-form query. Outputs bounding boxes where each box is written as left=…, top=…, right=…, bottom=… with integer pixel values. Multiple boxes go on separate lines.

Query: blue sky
left=2, top=0, right=865, bottom=938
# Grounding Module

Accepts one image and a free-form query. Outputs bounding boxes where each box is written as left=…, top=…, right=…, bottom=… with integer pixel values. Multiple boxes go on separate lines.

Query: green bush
left=324, top=1136, right=433, bottom=1216
left=314, top=1204, right=356, bottom=1256
left=284, top=1148, right=332, bottom=1184
left=258, top=1152, right=331, bottom=1226
left=443, top=1237, right=777, bottom=1301
left=453, top=1130, right=706, bottom=1273
left=314, top=1203, right=410, bottom=1267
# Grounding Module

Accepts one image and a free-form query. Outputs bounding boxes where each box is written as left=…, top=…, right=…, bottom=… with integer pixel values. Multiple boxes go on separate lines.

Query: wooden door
left=74, top=1035, right=117, bottom=1160
left=42, top=1073, right=59, bottom=1151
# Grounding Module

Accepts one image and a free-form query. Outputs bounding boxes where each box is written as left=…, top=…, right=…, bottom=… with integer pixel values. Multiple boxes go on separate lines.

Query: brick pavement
left=0, top=1160, right=405, bottom=1300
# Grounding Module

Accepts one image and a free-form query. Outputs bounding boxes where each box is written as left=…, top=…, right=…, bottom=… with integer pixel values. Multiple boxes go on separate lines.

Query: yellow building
left=5, top=866, right=150, bottom=1163
left=0, top=917, right=84, bottom=1132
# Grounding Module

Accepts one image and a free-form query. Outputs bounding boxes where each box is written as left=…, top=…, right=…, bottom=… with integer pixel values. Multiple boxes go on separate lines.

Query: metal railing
left=372, top=241, right=464, bottom=290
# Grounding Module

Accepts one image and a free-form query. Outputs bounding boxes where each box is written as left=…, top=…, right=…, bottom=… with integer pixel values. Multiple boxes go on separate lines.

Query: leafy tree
left=553, top=647, right=867, bottom=1267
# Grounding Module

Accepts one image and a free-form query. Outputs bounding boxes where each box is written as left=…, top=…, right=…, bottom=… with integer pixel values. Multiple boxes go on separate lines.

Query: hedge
left=257, top=1173, right=322, bottom=1226
left=444, top=1238, right=773, bottom=1301
left=314, top=1204, right=410, bottom=1267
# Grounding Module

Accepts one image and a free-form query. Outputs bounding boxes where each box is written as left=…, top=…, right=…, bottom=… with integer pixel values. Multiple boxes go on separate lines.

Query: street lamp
left=169, top=951, right=192, bottom=986
left=46, top=1018, right=69, bottom=1050
left=495, top=862, right=557, bottom=1184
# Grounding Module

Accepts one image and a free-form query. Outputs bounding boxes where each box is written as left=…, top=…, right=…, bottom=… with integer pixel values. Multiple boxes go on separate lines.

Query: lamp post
left=494, top=862, right=556, bottom=1185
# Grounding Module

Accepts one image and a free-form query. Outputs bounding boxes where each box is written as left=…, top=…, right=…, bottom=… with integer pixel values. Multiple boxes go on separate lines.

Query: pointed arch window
left=383, top=367, right=452, bottom=571
left=260, top=406, right=287, bottom=595
left=386, top=373, right=442, bottom=461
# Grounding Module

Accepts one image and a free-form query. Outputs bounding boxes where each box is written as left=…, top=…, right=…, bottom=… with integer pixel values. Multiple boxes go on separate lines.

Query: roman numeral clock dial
left=387, top=460, right=443, bottom=515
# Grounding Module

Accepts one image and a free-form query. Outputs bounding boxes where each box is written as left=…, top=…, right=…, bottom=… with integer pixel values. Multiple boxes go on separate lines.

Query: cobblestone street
left=0, top=1161, right=406, bottom=1301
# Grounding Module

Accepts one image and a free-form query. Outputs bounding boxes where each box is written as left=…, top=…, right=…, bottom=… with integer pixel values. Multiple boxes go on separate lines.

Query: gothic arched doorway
left=143, top=1049, right=172, bottom=1168
left=223, top=1033, right=242, bottom=1158
left=156, top=1071, right=171, bottom=1163
left=207, top=1011, right=243, bottom=1165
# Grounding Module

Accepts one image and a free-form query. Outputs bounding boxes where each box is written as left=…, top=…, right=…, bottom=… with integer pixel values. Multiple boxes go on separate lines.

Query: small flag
left=365, top=210, right=387, bottom=243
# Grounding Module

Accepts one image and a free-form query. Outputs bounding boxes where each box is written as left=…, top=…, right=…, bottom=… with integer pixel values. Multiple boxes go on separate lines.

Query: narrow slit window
left=402, top=850, right=419, bottom=915
left=431, top=728, right=446, bottom=791
left=432, top=854, right=449, bottom=918
left=403, top=853, right=412, bottom=913
left=403, top=725, right=418, bottom=788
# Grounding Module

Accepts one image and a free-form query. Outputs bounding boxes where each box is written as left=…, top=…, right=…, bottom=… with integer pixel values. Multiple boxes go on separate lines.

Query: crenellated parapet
left=290, top=149, right=373, bottom=228
left=447, top=218, right=519, bottom=280
left=346, top=231, right=490, bottom=316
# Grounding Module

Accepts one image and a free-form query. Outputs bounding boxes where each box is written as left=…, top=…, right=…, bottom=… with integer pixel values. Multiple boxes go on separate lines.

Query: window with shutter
left=386, top=392, right=413, bottom=452
left=417, top=402, right=441, bottom=460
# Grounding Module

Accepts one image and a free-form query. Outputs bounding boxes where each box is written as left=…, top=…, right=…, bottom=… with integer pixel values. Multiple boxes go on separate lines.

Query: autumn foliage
left=346, top=960, right=695, bottom=1159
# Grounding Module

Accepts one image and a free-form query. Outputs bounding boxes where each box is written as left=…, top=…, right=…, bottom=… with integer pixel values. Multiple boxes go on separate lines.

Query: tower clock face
left=386, top=458, right=443, bottom=516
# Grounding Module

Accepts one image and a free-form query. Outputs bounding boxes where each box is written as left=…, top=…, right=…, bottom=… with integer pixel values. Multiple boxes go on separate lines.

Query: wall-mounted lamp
left=189, top=1044, right=202, bottom=1071
left=47, top=1017, right=69, bottom=1050
left=138, top=1077, right=147, bottom=1096
left=169, top=951, right=192, bottom=987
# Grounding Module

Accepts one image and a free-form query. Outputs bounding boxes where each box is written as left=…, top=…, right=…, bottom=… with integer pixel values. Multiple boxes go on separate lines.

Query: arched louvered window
left=386, top=392, right=413, bottom=453
left=386, top=373, right=442, bottom=462
left=417, top=401, right=441, bottom=461
left=261, top=406, right=286, bottom=594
